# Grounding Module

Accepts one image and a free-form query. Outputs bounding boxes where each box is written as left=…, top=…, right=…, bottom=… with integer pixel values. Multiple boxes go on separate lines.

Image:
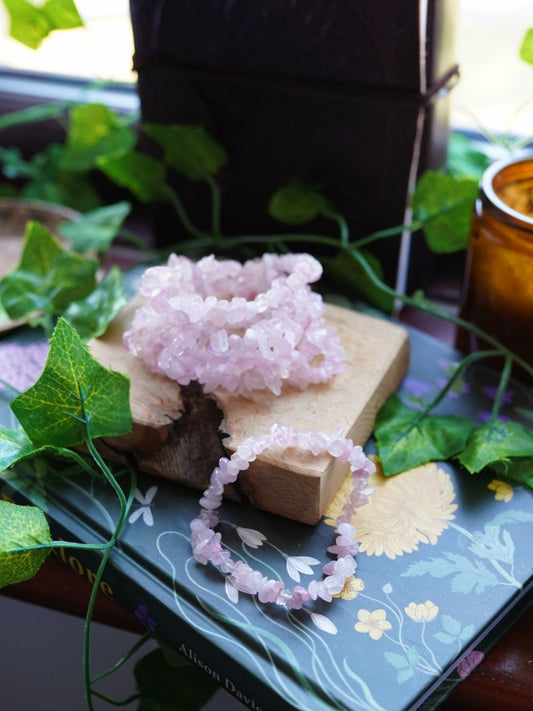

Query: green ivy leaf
left=59, top=103, right=137, bottom=172
left=11, top=317, right=132, bottom=448
left=0, top=138, right=104, bottom=212
left=41, top=0, right=83, bottom=30
left=0, top=141, right=101, bottom=210
left=0, top=221, right=98, bottom=321
left=4, top=0, right=83, bottom=50
left=0, top=427, right=72, bottom=472
left=0, top=144, right=68, bottom=184
left=447, top=133, right=491, bottom=180
left=22, top=175, right=102, bottom=213
left=60, top=201, right=132, bottom=253
left=0, top=500, right=52, bottom=587
left=268, top=181, right=331, bottom=225
left=0, top=428, right=49, bottom=469
left=63, top=266, right=127, bottom=339
left=458, top=419, right=533, bottom=475
left=4, top=0, right=50, bottom=50
left=412, top=171, right=478, bottom=253
left=0, top=300, right=11, bottom=327
left=97, top=151, right=169, bottom=203
left=519, top=28, right=533, bottom=65
left=21, top=149, right=103, bottom=212
left=143, top=123, right=227, bottom=182
left=0, top=146, right=35, bottom=180
left=375, top=394, right=473, bottom=476
left=134, top=648, right=218, bottom=711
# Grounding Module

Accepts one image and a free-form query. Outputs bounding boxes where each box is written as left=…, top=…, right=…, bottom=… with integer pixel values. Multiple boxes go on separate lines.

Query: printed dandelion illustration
left=325, top=460, right=457, bottom=559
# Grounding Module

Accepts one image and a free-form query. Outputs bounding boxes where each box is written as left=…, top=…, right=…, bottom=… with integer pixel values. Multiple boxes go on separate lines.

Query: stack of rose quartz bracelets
left=123, top=252, right=346, bottom=395
left=125, top=252, right=373, bottom=609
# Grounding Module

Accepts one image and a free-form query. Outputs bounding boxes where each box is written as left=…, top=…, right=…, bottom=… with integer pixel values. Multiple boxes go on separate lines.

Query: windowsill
left=0, top=67, right=138, bottom=113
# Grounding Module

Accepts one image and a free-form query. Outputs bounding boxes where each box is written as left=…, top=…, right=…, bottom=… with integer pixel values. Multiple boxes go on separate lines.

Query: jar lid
left=480, top=152, right=533, bottom=230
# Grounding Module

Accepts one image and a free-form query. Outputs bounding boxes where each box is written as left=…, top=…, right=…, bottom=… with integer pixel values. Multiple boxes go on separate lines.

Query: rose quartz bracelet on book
left=124, top=252, right=346, bottom=395
left=190, top=424, right=374, bottom=609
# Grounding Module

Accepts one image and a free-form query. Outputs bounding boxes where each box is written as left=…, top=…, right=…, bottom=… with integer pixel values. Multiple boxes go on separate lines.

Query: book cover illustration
left=1, top=326, right=533, bottom=711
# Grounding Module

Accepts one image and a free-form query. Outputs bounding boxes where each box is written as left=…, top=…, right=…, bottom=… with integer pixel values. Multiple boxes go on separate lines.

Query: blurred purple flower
left=134, top=603, right=156, bottom=632
left=457, top=650, right=484, bottom=679
left=483, top=385, right=514, bottom=405
left=436, top=377, right=471, bottom=399
left=479, top=412, right=511, bottom=423
left=403, top=378, right=432, bottom=398
left=437, top=358, right=455, bottom=371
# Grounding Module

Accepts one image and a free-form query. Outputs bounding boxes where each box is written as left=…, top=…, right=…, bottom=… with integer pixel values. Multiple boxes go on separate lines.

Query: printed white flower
left=128, top=485, right=158, bottom=526
left=225, top=576, right=239, bottom=604
left=236, top=527, right=267, bottom=548
left=286, top=555, right=320, bottom=582
left=310, top=612, right=338, bottom=635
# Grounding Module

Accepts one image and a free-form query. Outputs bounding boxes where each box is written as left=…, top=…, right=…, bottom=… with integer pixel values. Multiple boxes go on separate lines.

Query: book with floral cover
left=1, top=324, right=533, bottom=711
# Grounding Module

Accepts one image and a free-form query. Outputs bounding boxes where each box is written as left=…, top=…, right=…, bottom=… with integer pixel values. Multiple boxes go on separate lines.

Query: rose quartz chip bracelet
left=190, top=424, right=375, bottom=609
left=123, top=252, right=346, bottom=394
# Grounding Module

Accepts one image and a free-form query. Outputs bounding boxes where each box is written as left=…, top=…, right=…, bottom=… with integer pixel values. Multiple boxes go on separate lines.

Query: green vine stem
left=118, top=227, right=154, bottom=253
left=205, top=173, right=223, bottom=242
left=85, top=438, right=129, bottom=518
left=162, top=184, right=212, bottom=242
left=411, top=349, right=503, bottom=426
left=89, top=689, right=141, bottom=707
left=6, top=452, right=138, bottom=710
left=85, top=632, right=152, bottom=707
left=347, top=248, right=533, bottom=380
left=157, top=230, right=341, bottom=259
left=59, top=447, right=112, bottom=480
left=5, top=539, right=113, bottom=555
left=321, top=208, right=350, bottom=246
left=81, top=450, right=138, bottom=711
left=490, top=355, right=513, bottom=422
left=73, top=379, right=139, bottom=710
left=90, top=631, right=152, bottom=684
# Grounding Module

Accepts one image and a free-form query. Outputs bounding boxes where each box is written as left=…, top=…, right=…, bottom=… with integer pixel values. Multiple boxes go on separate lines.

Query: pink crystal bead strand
left=123, top=253, right=346, bottom=395
left=190, top=424, right=375, bottom=610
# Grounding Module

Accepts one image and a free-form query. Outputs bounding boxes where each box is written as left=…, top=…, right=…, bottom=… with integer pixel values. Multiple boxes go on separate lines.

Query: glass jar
left=457, top=153, right=533, bottom=368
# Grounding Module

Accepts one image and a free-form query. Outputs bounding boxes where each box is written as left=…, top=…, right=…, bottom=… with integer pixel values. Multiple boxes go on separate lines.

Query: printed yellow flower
left=405, top=600, right=439, bottom=622
left=334, top=575, right=364, bottom=600
left=488, top=479, right=514, bottom=503
left=324, top=459, right=457, bottom=559
left=354, top=608, right=392, bottom=640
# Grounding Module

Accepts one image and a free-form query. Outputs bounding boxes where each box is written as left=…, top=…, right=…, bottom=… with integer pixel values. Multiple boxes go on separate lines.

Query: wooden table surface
left=1, top=301, right=532, bottom=710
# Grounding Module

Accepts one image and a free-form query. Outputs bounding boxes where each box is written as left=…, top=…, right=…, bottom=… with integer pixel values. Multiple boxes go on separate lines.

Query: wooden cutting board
left=90, top=297, right=409, bottom=524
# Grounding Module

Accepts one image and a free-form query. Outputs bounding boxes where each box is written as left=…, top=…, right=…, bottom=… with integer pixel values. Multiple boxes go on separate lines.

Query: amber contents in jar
left=457, top=154, right=533, bottom=369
